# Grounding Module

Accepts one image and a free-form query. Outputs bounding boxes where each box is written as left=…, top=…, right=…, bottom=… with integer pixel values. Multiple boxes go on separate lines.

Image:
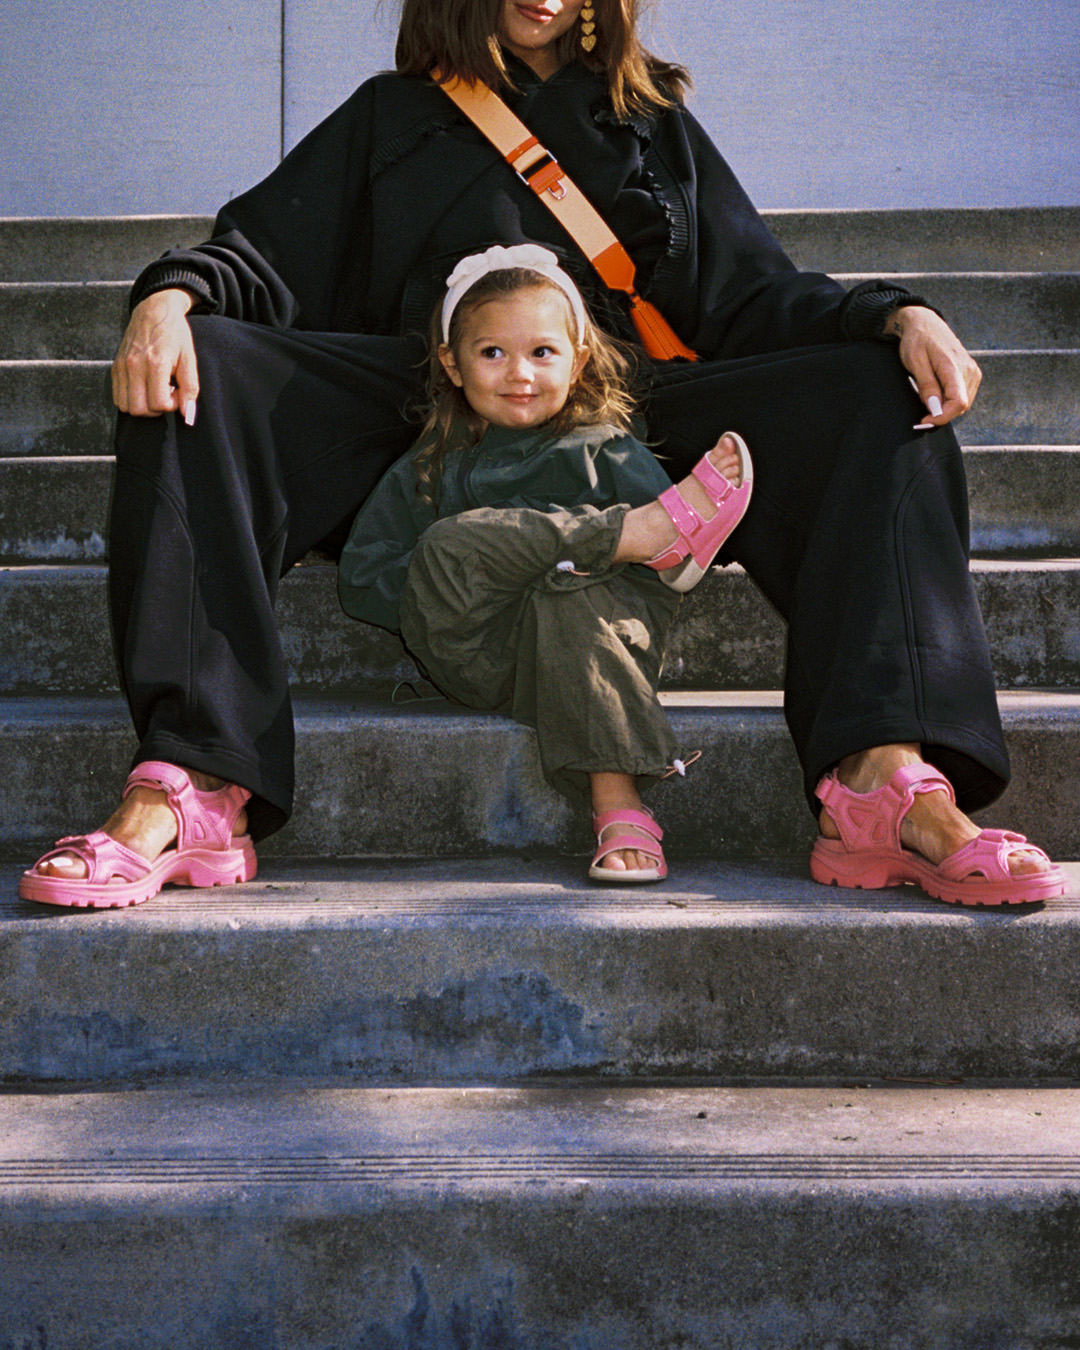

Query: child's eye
left=479, top=345, right=504, bottom=359
left=533, top=345, right=556, bottom=359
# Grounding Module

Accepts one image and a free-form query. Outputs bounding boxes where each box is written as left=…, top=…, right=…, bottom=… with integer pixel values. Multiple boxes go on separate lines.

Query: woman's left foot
left=811, top=747, right=1064, bottom=906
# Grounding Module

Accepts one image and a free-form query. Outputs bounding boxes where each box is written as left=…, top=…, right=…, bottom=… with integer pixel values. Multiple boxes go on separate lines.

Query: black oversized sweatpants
left=109, top=315, right=1009, bottom=842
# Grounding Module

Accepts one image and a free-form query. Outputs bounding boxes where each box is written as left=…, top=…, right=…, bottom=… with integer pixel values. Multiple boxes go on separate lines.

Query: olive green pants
left=399, top=504, right=682, bottom=803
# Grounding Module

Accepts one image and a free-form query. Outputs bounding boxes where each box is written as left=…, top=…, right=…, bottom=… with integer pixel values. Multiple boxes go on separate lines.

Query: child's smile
left=439, top=286, right=588, bottom=430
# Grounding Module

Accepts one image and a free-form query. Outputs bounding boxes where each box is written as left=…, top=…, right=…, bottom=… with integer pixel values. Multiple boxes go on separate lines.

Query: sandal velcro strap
left=645, top=435, right=753, bottom=592
left=692, top=454, right=736, bottom=499
left=937, top=829, right=1050, bottom=884
left=124, top=760, right=251, bottom=852
left=589, top=807, right=667, bottom=883
left=34, top=831, right=152, bottom=886
left=814, top=763, right=953, bottom=852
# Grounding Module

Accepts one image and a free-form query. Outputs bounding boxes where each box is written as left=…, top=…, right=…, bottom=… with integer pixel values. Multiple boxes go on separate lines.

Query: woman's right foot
left=22, top=764, right=254, bottom=907
left=32, top=769, right=247, bottom=881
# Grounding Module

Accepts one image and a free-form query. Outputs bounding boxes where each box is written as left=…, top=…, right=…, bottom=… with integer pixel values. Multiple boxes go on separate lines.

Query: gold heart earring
left=580, top=4, right=596, bottom=51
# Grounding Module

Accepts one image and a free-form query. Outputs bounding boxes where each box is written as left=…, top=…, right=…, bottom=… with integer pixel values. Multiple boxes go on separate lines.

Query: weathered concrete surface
left=0, top=215, right=212, bottom=282
left=3, top=858, right=1080, bottom=1085
left=2, top=692, right=1079, bottom=860
left=1, top=1082, right=1079, bottom=1348
left=0, top=359, right=111, bottom=457
left=770, top=206, right=1080, bottom=274
left=0, top=457, right=111, bottom=563
left=0, top=280, right=128, bottom=359
left=962, top=350, right=1080, bottom=445
left=838, top=272, right=1080, bottom=350
left=5, top=558, right=1078, bottom=696
left=4, top=208, right=1078, bottom=284
left=965, top=446, right=1080, bottom=556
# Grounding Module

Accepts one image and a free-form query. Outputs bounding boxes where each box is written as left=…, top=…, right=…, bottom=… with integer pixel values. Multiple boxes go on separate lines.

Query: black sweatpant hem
left=801, top=714, right=1011, bottom=818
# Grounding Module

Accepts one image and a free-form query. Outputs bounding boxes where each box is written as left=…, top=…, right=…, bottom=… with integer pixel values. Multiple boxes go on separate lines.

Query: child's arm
left=337, top=456, right=438, bottom=633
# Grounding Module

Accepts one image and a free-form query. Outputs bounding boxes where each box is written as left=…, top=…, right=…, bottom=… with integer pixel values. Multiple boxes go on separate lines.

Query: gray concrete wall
left=0, top=0, right=1077, bottom=216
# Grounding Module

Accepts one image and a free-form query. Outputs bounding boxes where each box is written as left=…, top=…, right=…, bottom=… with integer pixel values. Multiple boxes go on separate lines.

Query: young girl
left=338, top=245, right=751, bottom=882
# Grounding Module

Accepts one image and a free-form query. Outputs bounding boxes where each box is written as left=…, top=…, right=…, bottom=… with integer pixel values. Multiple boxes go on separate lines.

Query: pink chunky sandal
left=19, top=761, right=257, bottom=909
left=589, top=807, right=667, bottom=883
left=810, top=763, right=1065, bottom=907
left=646, top=432, right=753, bottom=593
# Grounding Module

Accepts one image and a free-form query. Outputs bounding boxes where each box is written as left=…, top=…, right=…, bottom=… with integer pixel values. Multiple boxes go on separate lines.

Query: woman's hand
left=112, top=289, right=200, bottom=421
left=883, top=304, right=982, bottom=427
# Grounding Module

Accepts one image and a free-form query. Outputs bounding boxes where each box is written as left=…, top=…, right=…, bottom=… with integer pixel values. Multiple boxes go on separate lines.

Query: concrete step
left=6, top=272, right=1078, bottom=360
left=2, top=691, right=1078, bottom=861
left=3, top=442, right=1080, bottom=566
left=0, top=359, right=111, bottom=457
left=4, top=556, right=1080, bottom=697
left=965, top=445, right=1080, bottom=555
left=0, top=214, right=210, bottom=282
left=3, top=856, right=1079, bottom=1085
left=838, top=271, right=1080, bottom=351
left=4, top=351, right=1074, bottom=459
left=771, top=205, right=1080, bottom=274
left=3, top=207, right=1078, bottom=282
left=0, top=280, right=128, bottom=359
left=1, top=1081, right=1078, bottom=1347
left=964, top=349, right=1080, bottom=445
left=0, top=457, right=110, bottom=564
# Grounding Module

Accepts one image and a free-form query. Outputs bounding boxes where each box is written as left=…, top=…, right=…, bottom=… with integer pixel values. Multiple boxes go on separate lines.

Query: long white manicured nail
left=913, top=422, right=934, bottom=431
left=909, top=377, right=943, bottom=420
left=183, top=400, right=197, bottom=427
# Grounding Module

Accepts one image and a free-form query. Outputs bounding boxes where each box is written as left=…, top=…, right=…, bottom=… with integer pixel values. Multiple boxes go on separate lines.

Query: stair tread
left=3, top=1077, right=1077, bottom=1347
left=2, top=1080, right=1079, bottom=1179
left=4, top=853, right=1079, bottom=918
left=3, top=852, right=1078, bottom=1084
left=4, top=207, right=1079, bottom=278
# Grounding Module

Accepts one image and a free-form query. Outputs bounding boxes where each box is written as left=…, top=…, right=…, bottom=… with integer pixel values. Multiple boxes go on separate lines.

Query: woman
left=21, top=0, right=1063, bottom=907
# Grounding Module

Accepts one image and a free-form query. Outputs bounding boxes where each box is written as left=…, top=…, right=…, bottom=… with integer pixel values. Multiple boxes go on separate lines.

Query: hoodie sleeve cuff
left=840, top=281, right=944, bottom=343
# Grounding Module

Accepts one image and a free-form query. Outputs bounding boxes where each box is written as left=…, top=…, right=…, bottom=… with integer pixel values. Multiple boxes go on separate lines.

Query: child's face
left=439, top=286, right=588, bottom=430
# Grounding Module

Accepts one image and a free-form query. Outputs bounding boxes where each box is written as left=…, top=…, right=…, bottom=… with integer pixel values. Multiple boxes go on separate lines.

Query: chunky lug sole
left=810, top=764, right=1065, bottom=907
left=19, top=760, right=257, bottom=908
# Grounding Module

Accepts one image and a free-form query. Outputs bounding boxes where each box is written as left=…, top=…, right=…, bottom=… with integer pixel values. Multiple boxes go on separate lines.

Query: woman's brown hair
left=395, top=0, right=690, bottom=119
left=413, top=268, right=638, bottom=505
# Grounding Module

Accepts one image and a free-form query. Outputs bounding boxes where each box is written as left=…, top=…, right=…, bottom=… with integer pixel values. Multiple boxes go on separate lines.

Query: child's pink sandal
left=19, top=761, right=257, bottom=909
left=810, top=763, right=1065, bottom=907
left=589, top=807, right=667, bottom=884
left=645, top=432, right=753, bottom=593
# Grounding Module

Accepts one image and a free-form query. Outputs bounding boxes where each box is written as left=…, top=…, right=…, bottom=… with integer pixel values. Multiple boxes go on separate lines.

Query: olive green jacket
left=338, top=420, right=672, bottom=633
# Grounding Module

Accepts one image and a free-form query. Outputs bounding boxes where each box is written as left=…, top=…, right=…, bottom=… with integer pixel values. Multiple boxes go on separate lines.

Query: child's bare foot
left=588, top=772, right=667, bottom=881
left=614, top=433, right=749, bottom=566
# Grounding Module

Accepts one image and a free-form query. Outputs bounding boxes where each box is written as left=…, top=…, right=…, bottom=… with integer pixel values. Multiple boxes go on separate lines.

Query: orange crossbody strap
left=434, top=72, right=698, bottom=361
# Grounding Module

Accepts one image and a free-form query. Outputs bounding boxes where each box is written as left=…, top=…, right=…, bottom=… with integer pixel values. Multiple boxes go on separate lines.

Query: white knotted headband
left=441, top=244, right=588, bottom=345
